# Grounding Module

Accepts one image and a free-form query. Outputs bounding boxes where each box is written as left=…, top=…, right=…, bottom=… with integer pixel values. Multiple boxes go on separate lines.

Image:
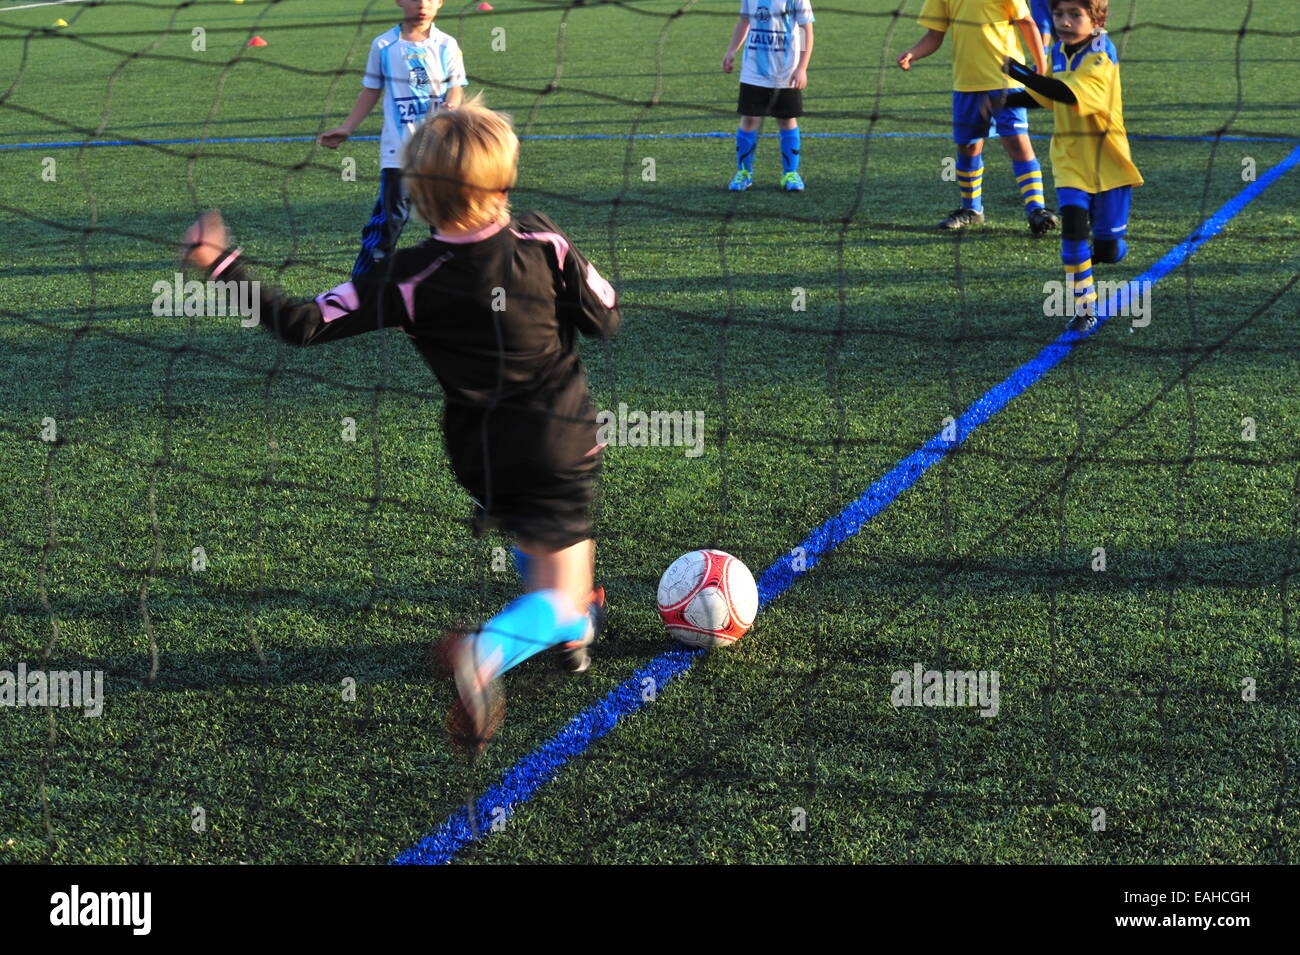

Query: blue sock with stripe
left=736, top=127, right=758, bottom=173
left=957, top=153, right=984, bottom=213
left=1012, top=158, right=1046, bottom=213
left=779, top=126, right=801, bottom=174
left=473, top=590, right=589, bottom=678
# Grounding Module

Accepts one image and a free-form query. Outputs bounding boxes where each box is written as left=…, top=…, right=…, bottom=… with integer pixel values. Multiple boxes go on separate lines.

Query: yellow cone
left=55, top=18, right=69, bottom=26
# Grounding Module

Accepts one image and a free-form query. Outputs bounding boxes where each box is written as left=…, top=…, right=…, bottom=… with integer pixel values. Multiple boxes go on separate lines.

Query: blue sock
left=779, top=126, right=801, bottom=174
left=736, top=126, right=758, bottom=173
left=1012, top=158, right=1045, bottom=212
left=957, top=153, right=984, bottom=213
left=474, top=590, right=589, bottom=678
left=511, top=546, right=531, bottom=584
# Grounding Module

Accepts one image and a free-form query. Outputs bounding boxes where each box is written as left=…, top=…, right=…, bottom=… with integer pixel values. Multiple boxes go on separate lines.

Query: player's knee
left=1061, top=206, right=1090, bottom=241
left=1002, top=135, right=1033, bottom=161
left=1094, top=238, right=1127, bottom=264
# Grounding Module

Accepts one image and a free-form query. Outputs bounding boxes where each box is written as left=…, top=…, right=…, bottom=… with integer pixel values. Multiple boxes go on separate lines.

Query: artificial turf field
left=0, top=0, right=1297, bottom=865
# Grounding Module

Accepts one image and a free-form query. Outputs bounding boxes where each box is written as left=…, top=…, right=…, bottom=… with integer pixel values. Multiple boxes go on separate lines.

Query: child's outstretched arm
left=1013, top=15, right=1048, bottom=75
left=180, top=210, right=403, bottom=346
left=1003, top=57, right=1076, bottom=105
left=898, top=29, right=944, bottom=71
left=722, top=15, right=749, bottom=73
left=319, top=87, right=382, bottom=149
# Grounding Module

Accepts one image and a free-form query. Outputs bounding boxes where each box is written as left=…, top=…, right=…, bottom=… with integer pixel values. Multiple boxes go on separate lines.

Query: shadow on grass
left=2, top=537, right=1292, bottom=695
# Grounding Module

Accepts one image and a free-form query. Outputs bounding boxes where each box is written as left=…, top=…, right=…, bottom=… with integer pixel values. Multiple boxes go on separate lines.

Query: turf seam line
left=389, top=144, right=1300, bottom=866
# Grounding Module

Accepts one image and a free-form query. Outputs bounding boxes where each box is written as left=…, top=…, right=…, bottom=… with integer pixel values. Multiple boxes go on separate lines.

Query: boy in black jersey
left=181, top=97, right=619, bottom=752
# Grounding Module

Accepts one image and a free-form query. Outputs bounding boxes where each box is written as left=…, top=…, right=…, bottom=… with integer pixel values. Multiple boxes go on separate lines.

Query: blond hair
left=402, top=94, right=518, bottom=232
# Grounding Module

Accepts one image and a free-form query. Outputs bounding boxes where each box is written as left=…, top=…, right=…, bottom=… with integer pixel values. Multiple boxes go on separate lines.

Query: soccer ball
left=656, top=550, right=758, bottom=648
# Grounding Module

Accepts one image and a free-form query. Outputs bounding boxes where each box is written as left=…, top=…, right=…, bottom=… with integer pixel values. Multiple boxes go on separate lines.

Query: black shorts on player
left=737, top=82, right=803, bottom=119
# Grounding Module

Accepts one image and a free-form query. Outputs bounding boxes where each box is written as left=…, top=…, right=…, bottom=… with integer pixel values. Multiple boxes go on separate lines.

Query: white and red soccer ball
left=656, top=549, right=758, bottom=648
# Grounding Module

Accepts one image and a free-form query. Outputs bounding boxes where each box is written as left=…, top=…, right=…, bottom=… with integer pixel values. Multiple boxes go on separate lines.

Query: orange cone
left=477, top=2, right=493, bottom=9
left=247, top=36, right=267, bottom=47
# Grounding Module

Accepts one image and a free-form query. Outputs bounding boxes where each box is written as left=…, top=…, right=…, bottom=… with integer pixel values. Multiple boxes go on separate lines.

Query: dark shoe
left=1065, top=311, right=1098, bottom=334
left=1028, top=206, right=1059, bottom=237
left=558, top=586, right=605, bottom=673
left=442, top=632, right=505, bottom=755
left=939, top=208, right=985, bottom=230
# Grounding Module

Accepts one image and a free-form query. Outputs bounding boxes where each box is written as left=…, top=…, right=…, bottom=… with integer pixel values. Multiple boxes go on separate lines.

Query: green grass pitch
left=0, top=0, right=1297, bottom=864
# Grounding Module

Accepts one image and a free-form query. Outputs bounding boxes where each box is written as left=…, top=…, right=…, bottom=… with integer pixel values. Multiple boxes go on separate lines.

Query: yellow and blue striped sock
left=1012, top=158, right=1046, bottom=213
left=957, top=154, right=984, bottom=212
left=1063, top=239, right=1096, bottom=314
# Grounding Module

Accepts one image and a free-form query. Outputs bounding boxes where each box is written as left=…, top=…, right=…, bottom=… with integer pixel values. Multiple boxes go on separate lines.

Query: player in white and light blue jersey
left=737, top=0, right=811, bottom=90
left=362, top=26, right=467, bottom=169
left=722, top=0, right=815, bottom=192
left=318, top=0, right=468, bottom=278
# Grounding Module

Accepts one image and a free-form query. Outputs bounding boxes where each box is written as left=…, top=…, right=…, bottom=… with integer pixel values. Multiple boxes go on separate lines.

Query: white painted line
left=1, top=0, right=95, bottom=14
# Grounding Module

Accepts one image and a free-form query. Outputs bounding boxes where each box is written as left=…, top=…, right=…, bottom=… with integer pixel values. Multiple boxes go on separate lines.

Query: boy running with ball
left=181, top=98, right=619, bottom=753
left=319, top=0, right=467, bottom=279
left=986, top=0, right=1142, bottom=332
left=722, top=0, right=815, bottom=193
left=899, top=0, right=1057, bottom=235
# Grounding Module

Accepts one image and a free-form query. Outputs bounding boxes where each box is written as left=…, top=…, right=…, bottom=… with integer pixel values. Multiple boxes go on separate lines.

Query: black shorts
left=467, top=456, right=600, bottom=552
left=737, top=82, right=804, bottom=119
left=449, top=393, right=602, bottom=551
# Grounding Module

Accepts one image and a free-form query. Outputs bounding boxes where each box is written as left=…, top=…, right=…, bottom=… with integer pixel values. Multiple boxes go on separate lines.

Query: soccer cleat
left=1065, top=310, right=1098, bottom=334
left=441, top=631, right=506, bottom=755
left=557, top=586, right=606, bottom=674
left=727, top=169, right=753, bottom=192
left=939, top=208, right=985, bottom=230
left=780, top=171, right=805, bottom=192
left=1027, top=207, right=1059, bottom=237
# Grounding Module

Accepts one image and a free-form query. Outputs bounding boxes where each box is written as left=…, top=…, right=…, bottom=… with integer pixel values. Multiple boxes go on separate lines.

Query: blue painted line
left=392, top=143, right=1300, bottom=865
left=760, top=145, right=1300, bottom=598
left=0, top=135, right=331, bottom=149
left=391, top=647, right=700, bottom=865
left=1, top=131, right=1296, bottom=151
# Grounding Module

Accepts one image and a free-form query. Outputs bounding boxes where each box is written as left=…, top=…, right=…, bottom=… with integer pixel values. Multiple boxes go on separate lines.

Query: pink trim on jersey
left=398, top=252, right=453, bottom=322
left=210, top=247, right=243, bottom=280
left=585, top=261, right=617, bottom=309
left=434, top=219, right=507, bottom=244
left=510, top=229, right=569, bottom=271
left=315, top=281, right=360, bottom=323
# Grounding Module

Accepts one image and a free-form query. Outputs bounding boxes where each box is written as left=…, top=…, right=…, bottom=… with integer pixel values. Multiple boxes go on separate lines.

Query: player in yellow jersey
left=899, top=0, right=1055, bottom=235
left=986, top=0, right=1143, bottom=332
